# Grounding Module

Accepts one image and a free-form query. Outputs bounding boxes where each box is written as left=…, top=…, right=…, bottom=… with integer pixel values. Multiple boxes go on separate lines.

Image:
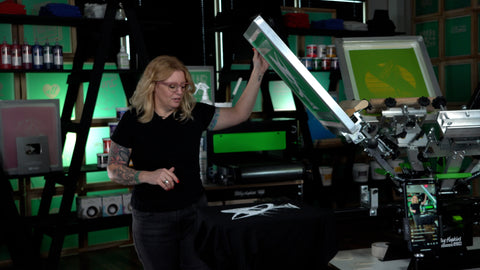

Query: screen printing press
left=243, top=15, right=480, bottom=269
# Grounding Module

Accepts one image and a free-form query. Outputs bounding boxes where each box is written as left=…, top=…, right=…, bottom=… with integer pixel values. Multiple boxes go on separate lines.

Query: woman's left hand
left=252, top=48, right=269, bottom=74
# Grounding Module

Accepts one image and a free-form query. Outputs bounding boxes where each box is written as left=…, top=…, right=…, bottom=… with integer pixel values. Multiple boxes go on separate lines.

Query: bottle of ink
left=0, top=38, right=11, bottom=70
left=43, top=39, right=53, bottom=70
left=32, top=39, right=44, bottom=70
left=22, top=40, right=32, bottom=70
left=11, top=40, right=22, bottom=70
left=53, top=39, right=63, bottom=70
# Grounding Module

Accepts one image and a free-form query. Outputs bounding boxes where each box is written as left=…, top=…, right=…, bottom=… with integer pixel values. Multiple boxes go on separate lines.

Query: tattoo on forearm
left=108, top=142, right=138, bottom=185
left=207, top=108, right=220, bottom=130
left=257, top=74, right=263, bottom=82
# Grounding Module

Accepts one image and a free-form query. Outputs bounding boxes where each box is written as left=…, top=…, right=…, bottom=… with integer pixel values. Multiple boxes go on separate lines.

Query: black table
left=195, top=200, right=338, bottom=270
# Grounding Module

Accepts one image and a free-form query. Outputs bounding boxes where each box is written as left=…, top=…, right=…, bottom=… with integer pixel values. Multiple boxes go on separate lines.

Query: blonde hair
left=130, top=55, right=196, bottom=123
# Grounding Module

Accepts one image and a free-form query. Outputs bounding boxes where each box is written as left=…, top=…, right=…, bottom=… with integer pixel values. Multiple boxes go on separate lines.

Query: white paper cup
left=370, top=161, right=386, bottom=180
left=371, top=242, right=389, bottom=260
left=352, top=163, right=369, bottom=182
left=319, top=166, right=333, bottom=186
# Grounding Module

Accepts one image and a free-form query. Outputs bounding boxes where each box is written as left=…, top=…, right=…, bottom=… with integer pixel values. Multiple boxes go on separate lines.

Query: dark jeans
left=132, top=196, right=210, bottom=270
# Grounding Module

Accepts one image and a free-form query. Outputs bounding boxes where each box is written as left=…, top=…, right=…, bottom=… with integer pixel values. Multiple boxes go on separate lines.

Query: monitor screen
left=0, top=99, right=63, bottom=176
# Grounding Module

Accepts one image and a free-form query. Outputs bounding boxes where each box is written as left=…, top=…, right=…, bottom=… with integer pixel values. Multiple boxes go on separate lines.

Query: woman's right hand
left=142, top=167, right=179, bottom=190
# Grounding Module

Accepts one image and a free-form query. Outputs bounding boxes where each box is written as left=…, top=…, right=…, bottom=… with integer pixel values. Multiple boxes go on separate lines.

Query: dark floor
left=58, top=245, right=142, bottom=270
left=1, top=210, right=402, bottom=270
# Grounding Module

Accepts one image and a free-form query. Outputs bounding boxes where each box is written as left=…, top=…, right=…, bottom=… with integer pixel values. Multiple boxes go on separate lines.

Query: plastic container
left=22, top=41, right=32, bottom=70
left=117, top=45, right=129, bottom=69
left=11, top=40, right=22, bottom=69
left=352, top=163, right=369, bottom=183
left=32, top=40, right=44, bottom=69
left=43, top=40, right=53, bottom=70
left=53, top=40, right=63, bottom=70
left=0, top=39, right=11, bottom=69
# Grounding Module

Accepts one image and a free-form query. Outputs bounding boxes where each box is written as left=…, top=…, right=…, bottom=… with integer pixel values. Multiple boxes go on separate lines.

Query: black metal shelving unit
left=1, top=1, right=150, bottom=268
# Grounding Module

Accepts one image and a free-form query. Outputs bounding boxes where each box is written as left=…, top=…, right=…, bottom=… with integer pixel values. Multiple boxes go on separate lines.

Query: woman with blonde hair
left=107, top=50, right=269, bottom=270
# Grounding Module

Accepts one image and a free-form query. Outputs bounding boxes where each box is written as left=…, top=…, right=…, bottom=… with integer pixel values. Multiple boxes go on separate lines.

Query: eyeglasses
left=154, top=81, right=191, bottom=92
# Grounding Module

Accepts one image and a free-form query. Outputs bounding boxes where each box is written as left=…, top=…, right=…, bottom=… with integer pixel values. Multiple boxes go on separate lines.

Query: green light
left=213, top=131, right=286, bottom=153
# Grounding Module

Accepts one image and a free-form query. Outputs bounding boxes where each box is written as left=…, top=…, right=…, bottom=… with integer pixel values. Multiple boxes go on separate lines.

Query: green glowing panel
left=230, top=81, right=262, bottom=112
left=415, top=21, right=439, bottom=58
left=445, top=63, right=471, bottom=103
left=269, top=81, right=296, bottom=111
left=9, top=179, right=18, bottom=191
left=0, top=24, right=12, bottom=43
left=31, top=195, right=76, bottom=216
left=82, top=63, right=128, bottom=119
left=88, top=227, right=129, bottom=246
left=30, top=176, right=45, bottom=189
left=40, top=234, right=78, bottom=253
left=26, top=63, right=73, bottom=118
left=85, top=127, right=109, bottom=165
left=86, top=171, right=110, bottom=184
left=87, top=189, right=129, bottom=197
left=444, top=0, right=470, bottom=11
left=445, top=16, right=471, bottom=57
left=0, top=73, right=15, bottom=100
left=22, top=0, right=72, bottom=52
left=213, top=131, right=286, bottom=153
left=415, top=0, right=439, bottom=17
left=0, top=243, right=9, bottom=261
left=348, top=48, right=430, bottom=100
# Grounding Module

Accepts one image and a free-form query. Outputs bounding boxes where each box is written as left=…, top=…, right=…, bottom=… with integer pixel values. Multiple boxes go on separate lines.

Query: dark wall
left=134, top=0, right=216, bottom=66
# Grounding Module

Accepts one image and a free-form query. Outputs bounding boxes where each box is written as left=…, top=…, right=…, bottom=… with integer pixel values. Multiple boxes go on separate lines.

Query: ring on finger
left=164, top=179, right=169, bottom=184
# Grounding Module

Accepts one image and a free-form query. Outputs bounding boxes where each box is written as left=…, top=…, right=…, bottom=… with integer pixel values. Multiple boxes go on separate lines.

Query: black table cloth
left=195, top=200, right=337, bottom=270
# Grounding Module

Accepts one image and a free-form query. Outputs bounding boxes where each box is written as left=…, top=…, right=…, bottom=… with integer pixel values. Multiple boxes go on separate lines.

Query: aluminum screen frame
left=244, top=15, right=360, bottom=135
left=335, top=36, right=442, bottom=101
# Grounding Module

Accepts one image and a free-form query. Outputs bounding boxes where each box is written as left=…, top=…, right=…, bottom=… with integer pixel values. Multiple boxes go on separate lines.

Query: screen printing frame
left=335, top=36, right=442, bottom=100
left=0, top=99, right=63, bottom=176
left=243, top=16, right=361, bottom=136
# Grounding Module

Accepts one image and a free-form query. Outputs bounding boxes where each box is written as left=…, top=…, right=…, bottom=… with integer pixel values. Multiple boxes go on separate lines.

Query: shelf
left=0, top=69, right=137, bottom=73
left=285, top=27, right=405, bottom=37
left=0, top=14, right=172, bottom=28
left=29, top=213, right=132, bottom=236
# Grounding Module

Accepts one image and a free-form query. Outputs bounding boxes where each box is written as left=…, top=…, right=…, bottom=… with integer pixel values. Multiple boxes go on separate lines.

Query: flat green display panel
left=444, top=0, right=471, bottom=11
left=22, top=0, right=73, bottom=52
left=26, top=63, right=73, bottom=118
left=415, top=21, right=439, bottom=58
left=415, top=0, right=439, bottom=17
left=336, top=36, right=442, bottom=100
left=230, top=64, right=262, bottom=112
left=0, top=73, right=15, bottom=100
left=445, top=62, right=471, bottom=102
left=269, top=81, right=296, bottom=111
left=445, top=16, right=471, bottom=57
left=244, top=16, right=359, bottom=135
left=82, top=63, right=128, bottom=119
left=213, top=131, right=286, bottom=153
